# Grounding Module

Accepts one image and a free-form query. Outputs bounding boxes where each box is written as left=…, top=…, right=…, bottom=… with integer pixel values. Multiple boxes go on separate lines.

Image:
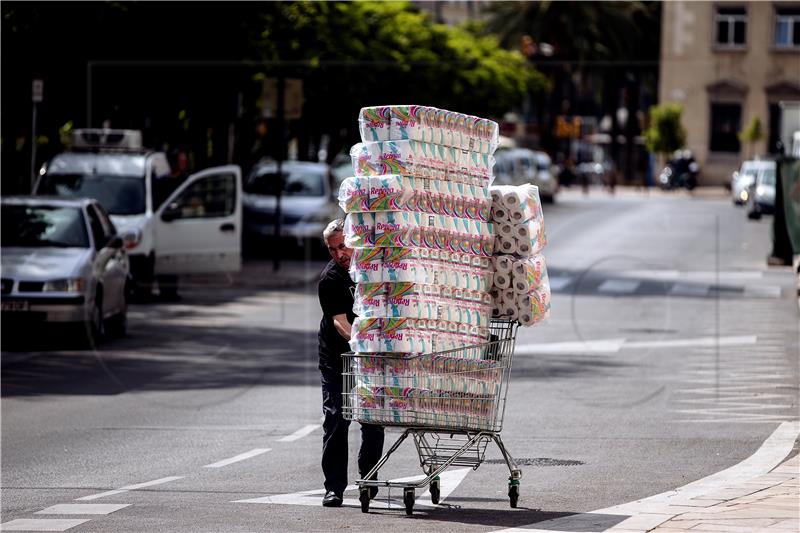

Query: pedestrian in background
left=317, top=218, right=384, bottom=507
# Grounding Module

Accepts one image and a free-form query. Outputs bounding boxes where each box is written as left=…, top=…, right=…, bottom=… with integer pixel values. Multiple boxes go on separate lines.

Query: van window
left=37, top=174, right=146, bottom=215
left=165, top=173, right=236, bottom=219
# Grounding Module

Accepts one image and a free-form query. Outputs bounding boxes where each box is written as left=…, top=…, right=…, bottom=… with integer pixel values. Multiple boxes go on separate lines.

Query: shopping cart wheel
left=430, top=477, right=441, bottom=505
left=403, top=488, right=415, bottom=515
left=508, top=482, right=520, bottom=508
left=359, top=488, right=370, bottom=513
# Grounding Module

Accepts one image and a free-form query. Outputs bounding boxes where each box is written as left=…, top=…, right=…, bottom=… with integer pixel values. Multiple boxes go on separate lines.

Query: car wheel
left=81, top=290, right=105, bottom=349
left=106, top=299, right=128, bottom=338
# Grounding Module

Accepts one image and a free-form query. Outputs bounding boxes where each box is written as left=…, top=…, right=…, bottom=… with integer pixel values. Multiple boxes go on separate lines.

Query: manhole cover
left=485, top=457, right=584, bottom=467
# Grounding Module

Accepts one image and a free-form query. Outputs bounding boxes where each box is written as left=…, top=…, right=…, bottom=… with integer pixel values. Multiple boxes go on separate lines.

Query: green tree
left=738, top=116, right=765, bottom=159
left=644, top=103, right=686, bottom=168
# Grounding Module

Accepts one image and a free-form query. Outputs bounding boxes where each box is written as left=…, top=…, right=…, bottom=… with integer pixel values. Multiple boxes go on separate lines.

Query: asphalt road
left=2, top=188, right=798, bottom=532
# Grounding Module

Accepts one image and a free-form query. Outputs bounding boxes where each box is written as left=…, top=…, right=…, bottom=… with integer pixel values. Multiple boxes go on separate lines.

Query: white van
left=34, top=129, right=242, bottom=294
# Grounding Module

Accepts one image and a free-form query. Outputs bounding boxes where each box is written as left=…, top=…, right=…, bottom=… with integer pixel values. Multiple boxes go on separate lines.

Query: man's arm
left=332, top=313, right=352, bottom=341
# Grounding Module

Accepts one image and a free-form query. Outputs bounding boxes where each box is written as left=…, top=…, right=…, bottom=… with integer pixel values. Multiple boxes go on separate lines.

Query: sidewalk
left=648, top=454, right=799, bottom=533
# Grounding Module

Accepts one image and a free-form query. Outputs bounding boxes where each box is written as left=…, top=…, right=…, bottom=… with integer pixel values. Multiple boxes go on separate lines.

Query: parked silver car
left=732, top=160, right=773, bottom=206
left=746, top=161, right=777, bottom=219
left=242, top=160, right=342, bottom=247
left=493, top=148, right=558, bottom=202
left=1, top=196, right=129, bottom=346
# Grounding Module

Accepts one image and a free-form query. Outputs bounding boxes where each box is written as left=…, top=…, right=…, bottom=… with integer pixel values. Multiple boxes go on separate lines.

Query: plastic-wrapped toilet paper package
left=358, top=106, right=392, bottom=142
left=344, top=212, right=376, bottom=248
left=517, top=284, right=551, bottom=326
left=354, top=386, right=384, bottom=422
left=355, top=356, right=386, bottom=388
left=514, top=217, right=547, bottom=257
left=338, top=176, right=371, bottom=212
left=511, top=254, right=549, bottom=295
left=374, top=211, right=418, bottom=248
left=350, top=247, right=384, bottom=283
left=359, top=105, right=499, bottom=155
left=489, top=184, right=543, bottom=225
left=353, top=282, right=388, bottom=317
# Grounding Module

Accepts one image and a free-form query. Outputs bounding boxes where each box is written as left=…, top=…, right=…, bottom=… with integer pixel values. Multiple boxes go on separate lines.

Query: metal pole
left=273, top=75, right=285, bottom=272
left=30, top=101, right=38, bottom=192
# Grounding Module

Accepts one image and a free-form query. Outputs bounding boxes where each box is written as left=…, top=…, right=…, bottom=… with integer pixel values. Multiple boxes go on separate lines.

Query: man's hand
left=332, top=313, right=352, bottom=341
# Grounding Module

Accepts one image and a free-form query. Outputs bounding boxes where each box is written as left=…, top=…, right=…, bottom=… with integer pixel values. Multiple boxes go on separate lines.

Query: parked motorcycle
left=659, top=150, right=699, bottom=190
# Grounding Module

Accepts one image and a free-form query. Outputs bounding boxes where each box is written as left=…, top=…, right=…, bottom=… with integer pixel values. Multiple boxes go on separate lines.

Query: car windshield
left=37, top=173, right=146, bottom=215
left=246, top=170, right=326, bottom=197
left=759, top=169, right=776, bottom=186
left=1, top=205, right=89, bottom=248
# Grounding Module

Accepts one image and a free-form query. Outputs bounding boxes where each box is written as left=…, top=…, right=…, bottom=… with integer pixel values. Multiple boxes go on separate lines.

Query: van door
left=153, top=165, right=242, bottom=274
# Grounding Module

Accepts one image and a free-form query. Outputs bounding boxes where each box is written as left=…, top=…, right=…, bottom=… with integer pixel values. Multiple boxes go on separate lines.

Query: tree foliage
left=738, top=116, right=764, bottom=143
left=253, top=1, right=546, bottom=119
left=644, top=103, right=686, bottom=155
left=482, top=1, right=660, bottom=63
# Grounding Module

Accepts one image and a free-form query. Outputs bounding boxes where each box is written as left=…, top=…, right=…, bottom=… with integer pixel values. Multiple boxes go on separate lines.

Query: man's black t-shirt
left=318, top=260, right=356, bottom=362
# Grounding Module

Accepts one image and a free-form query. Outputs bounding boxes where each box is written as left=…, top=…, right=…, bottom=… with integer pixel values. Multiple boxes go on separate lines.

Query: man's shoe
left=322, top=491, right=343, bottom=507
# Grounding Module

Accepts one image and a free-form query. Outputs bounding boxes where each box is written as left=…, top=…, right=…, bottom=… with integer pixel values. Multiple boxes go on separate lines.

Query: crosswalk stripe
left=35, top=504, right=130, bottom=515
left=669, top=282, right=710, bottom=297
left=75, top=476, right=183, bottom=501
left=597, top=279, right=640, bottom=294
left=547, top=276, right=573, bottom=291
left=0, top=519, right=91, bottom=531
left=277, top=424, right=321, bottom=442
left=204, top=449, right=271, bottom=468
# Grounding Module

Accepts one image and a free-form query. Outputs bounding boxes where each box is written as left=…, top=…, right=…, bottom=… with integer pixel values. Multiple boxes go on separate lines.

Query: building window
left=709, top=103, right=742, bottom=153
left=715, top=6, right=747, bottom=47
left=775, top=6, right=800, bottom=48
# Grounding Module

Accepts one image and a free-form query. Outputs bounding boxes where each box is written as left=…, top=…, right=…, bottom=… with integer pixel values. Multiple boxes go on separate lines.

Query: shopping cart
left=342, top=319, right=521, bottom=515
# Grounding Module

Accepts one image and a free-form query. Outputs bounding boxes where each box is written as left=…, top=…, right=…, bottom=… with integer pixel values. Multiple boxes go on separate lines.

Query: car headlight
left=756, top=186, right=765, bottom=196
left=43, top=278, right=85, bottom=292
left=121, top=228, right=143, bottom=250
left=740, top=190, right=749, bottom=201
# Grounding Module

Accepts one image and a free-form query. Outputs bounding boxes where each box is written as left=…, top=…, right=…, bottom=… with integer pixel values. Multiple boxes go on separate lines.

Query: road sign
left=32, top=79, right=43, bottom=103
left=262, top=78, right=303, bottom=119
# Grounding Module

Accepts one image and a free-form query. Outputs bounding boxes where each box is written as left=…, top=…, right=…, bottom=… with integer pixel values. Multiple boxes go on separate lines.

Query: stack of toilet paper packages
left=343, top=105, right=504, bottom=428
left=489, top=184, right=551, bottom=326
left=358, top=105, right=499, bottom=155
left=352, top=355, right=501, bottom=426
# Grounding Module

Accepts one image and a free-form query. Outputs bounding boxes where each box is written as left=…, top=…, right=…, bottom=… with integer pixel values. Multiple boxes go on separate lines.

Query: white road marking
left=744, top=285, right=782, bottom=298
left=35, top=504, right=130, bottom=515
left=204, top=448, right=271, bottom=468
left=416, top=468, right=472, bottom=506
left=617, top=270, right=764, bottom=281
left=0, top=519, right=91, bottom=531
left=493, top=421, right=800, bottom=533
left=597, top=279, right=640, bottom=294
left=669, top=282, right=710, bottom=297
left=515, top=335, right=757, bottom=355
left=547, top=276, right=573, bottom=291
left=277, top=424, right=321, bottom=442
left=75, top=476, right=184, bottom=501
left=233, top=468, right=472, bottom=508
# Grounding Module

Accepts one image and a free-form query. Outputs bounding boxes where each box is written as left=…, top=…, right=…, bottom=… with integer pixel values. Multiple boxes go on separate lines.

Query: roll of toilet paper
left=496, top=235, right=516, bottom=255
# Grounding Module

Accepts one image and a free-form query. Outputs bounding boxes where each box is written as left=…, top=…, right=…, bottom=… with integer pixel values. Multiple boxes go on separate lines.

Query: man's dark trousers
left=320, top=351, right=384, bottom=495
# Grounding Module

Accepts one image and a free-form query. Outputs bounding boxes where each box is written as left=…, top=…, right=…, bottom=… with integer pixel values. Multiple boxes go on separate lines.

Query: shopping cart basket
left=342, top=319, right=521, bottom=515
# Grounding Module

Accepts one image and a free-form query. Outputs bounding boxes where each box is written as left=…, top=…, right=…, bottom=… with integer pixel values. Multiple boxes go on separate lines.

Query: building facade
left=660, top=1, right=800, bottom=185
